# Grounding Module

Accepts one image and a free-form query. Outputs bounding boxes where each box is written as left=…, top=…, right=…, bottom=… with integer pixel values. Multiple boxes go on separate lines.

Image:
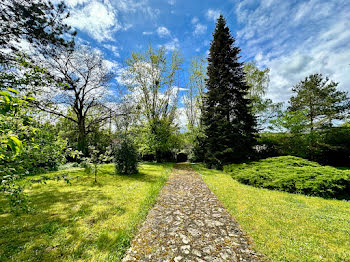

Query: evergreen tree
left=200, top=15, right=257, bottom=169
left=288, top=73, right=349, bottom=131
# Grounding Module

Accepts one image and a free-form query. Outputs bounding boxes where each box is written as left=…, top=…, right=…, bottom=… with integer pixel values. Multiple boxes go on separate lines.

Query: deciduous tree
left=184, top=56, right=206, bottom=128
left=122, top=45, right=183, bottom=161
left=244, top=61, right=281, bottom=129
left=31, top=46, right=116, bottom=155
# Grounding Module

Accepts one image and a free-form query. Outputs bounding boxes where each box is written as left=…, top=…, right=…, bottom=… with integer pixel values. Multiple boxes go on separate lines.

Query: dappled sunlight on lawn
left=0, top=163, right=173, bottom=261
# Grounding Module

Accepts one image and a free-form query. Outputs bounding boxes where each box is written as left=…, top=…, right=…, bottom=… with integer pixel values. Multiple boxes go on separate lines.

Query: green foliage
left=123, top=45, right=183, bottom=162
left=0, top=0, right=75, bottom=60
left=258, top=127, right=350, bottom=166
left=244, top=61, right=282, bottom=128
left=224, top=156, right=350, bottom=199
left=113, top=136, right=138, bottom=175
left=183, top=56, right=207, bottom=160
left=184, top=55, right=206, bottom=128
left=57, top=112, right=113, bottom=155
left=0, top=88, right=25, bottom=158
left=22, top=123, right=67, bottom=171
left=289, top=73, right=349, bottom=130
left=131, top=118, right=182, bottom=162
left=321, top=127, right=350, bottom=166
left=83, top=146, right=112, bottom=182
left=257, top=132, right=309, bottom=159
left=187, top=125, right=205, bottom=162
left=2, top=114, right=68, bottom=174
left=0, top=86, right=29, bottom=213
left=269, top=109, right=309, bottom=133
left=123, top=45, right=182, bottom=124
left=200, top=15, right=257, bottom=168
left=0, top=88, right=67, bottom=213
left=0, top=0, right=75, bottom=213
left=0, top=109, right=67, bottom=213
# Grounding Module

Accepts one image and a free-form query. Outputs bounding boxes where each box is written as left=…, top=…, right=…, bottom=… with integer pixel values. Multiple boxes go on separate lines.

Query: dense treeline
left=258, top=127, right=350, bottom=167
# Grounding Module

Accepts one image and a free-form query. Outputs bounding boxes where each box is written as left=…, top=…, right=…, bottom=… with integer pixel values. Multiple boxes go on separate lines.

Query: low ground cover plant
left=223, top=156, right=350, bottom=199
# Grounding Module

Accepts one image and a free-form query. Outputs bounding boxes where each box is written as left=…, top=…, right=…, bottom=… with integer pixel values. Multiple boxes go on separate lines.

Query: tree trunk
left=155, top=150, right=162, bottom=163
left=77, top=117, right=87, bottom=155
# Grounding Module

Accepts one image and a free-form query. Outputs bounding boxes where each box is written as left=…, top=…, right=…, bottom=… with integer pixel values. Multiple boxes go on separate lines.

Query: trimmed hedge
left=224, top=156, right=350, bottom=199
left=257, top=127, right=350, bottom=167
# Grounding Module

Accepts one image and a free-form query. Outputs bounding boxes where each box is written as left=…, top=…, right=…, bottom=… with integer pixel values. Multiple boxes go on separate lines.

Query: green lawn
left=0, top=163, right=173, bottom=262
left=192, top=163, right=350, bottom=262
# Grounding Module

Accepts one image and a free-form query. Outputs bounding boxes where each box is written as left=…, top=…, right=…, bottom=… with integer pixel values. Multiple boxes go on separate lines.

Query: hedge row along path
left=123, top=163, right=264, bottom=262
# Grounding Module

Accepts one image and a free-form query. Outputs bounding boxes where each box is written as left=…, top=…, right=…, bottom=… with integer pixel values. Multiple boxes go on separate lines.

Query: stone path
left=123, top=164, right=265, bottom=262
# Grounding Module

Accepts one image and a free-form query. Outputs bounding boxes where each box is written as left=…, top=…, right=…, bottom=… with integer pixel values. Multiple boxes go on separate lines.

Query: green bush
left=258, top=128, right=350, bottom=167
left=224, top=156, right=350, bottom=199
left=113, top=137, right=138, bottom=175
left=1, top=118, right=67, bottom=176
left=257, top=132, right=309, bottom=159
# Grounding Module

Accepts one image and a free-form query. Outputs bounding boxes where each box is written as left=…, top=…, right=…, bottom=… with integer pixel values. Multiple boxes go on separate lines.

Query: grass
left=0, top=162, right=173, bottom=262
left=192, top=163, right=350, bottom=262
left=224, top=156, right=350, bottom=199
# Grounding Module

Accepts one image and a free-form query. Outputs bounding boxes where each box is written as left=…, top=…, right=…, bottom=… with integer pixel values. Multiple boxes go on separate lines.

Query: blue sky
left=56, top=0, right=350, bottom=108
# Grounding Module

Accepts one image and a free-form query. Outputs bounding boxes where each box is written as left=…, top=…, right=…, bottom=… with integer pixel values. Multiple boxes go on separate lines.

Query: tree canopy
left=289, top=73, right=349, bottom=131
left=199, top=15, right=257, bottom=169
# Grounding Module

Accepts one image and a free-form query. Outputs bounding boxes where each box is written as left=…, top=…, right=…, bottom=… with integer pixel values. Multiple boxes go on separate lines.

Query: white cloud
left=103, top=59, right=119, bottom=71
left=193, top=23, right=207, bottom=35
left=157, top=26, right=171, bottom=38
left=168, top=0, right=176, bottom=5
left=66, top=0, right=121, bottom=42
left=160, top=38, right=180, bottom=52
left=145, top=7, right=160, bottom=19
left=234, top=0, right=350, bottom=103
left=175, top=107, right=188, bottom=130
left=58, top=0, right=157, bottom=42
left=103, top=44, right=120, bottom=57
left=59, top=0, right=86, bottom=6
left=142, top=31, right=153, bottom=35
left=206, top=9, right=221, bottom=22
left=191, top=17, right=207, bottom=35
left=191, top=17, right=199, bottom=24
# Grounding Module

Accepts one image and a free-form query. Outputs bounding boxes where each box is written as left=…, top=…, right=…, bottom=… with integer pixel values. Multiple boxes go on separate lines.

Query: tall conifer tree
left=200, top=15, right=256, bottom=168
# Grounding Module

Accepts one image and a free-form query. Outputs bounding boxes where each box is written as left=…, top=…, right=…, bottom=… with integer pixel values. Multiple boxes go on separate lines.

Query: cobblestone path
left=123, top=164, right=265, bottom=262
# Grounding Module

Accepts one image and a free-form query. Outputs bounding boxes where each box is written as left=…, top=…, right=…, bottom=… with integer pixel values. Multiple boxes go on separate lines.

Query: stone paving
left=123, top=164, right=265, bottom=262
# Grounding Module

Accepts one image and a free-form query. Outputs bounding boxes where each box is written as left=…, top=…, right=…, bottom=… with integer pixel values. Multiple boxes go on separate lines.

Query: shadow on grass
left=114, top=172, right=160, bottom=184
left=0, top=188, right=115, bottom=261
left=0, top=162, right=173, bottom=261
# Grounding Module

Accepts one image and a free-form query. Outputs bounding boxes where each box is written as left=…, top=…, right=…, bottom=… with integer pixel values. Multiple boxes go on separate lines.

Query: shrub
left=224, top=156, right=350, bottom=199
left=83, top=146, right=112, bottom=182
left=113, top=137, right=138, bottom=175
left=258, top=128, right=350, bottom=167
